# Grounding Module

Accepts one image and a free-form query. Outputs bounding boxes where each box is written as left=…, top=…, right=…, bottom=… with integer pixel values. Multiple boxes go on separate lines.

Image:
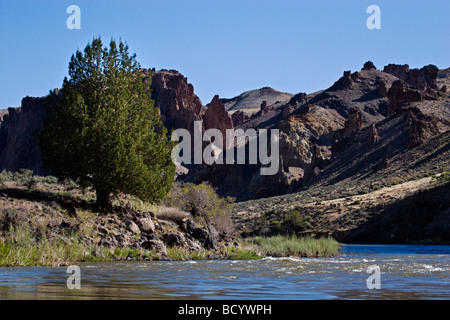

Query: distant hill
left=215, top=87, right=293, bottom=111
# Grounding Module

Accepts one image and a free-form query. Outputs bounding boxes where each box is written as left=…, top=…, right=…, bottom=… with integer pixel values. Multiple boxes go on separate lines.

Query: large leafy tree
left=39, top=37, right=175, bottom=210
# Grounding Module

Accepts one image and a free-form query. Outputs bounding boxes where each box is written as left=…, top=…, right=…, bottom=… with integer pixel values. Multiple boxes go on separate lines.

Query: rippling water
left=0, top=245, right=449, bottom=299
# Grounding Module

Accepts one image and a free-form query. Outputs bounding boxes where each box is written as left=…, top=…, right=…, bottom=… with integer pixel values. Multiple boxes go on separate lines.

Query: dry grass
left=157, top=206, right=190, bottom=223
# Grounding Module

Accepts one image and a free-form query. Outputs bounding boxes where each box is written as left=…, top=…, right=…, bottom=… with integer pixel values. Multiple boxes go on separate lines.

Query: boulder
left=162, top=232, right=186, bottom=248
left=136, top=218, right=156, bottom=234
left=115, top=233, right=132, bottom=247
left=126, top=220, right=141, bottom=235
left=185, top=220, right=219, bottom=249
left=141, top=239, right=167, bottom=256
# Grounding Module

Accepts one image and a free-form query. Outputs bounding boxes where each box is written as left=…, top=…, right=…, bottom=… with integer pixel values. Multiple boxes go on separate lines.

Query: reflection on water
left=0, top=245, right=449, bottom=300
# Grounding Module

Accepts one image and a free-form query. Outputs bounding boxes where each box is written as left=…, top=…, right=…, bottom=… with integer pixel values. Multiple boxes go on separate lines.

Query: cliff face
left=146, top=69, right=204, bottom=134
left=186, top=62, right=449, bottom=201
left=0, top=97, right=47, bottom=175
left=0, top=69, right=240, bottom=175
left=1, top=62, right=448, bottom=208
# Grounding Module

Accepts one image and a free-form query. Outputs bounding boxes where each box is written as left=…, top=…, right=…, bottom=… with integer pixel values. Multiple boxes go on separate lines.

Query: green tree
left=39, top=37, right=175, bottom=210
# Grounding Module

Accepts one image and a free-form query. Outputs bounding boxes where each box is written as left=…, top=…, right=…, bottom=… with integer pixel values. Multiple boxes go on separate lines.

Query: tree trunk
left=96, top=189, right=111, bottom=212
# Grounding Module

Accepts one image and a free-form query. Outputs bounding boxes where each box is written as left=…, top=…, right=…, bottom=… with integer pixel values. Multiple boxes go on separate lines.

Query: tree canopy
left=39, top=37, right=176, bottom=210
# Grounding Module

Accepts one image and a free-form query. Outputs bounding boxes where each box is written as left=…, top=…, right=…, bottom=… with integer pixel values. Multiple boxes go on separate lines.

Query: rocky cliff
left=145, top=69, right=204, bottom=134
left=186, top=61, right=449, bottom=201
left=1, top=62, right=448, bottom=208
left=0, top=97, right=47, bottom=175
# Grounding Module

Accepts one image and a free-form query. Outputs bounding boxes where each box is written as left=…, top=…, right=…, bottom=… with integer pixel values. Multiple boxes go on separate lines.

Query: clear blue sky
left=0, top=0, right=449, bottom=109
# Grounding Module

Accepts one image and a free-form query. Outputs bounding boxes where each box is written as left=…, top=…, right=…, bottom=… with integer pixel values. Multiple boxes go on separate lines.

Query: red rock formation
left=147, top=69, right=204, bottom=134
left=231, top=110, right=249, bottom=127
left=383, top=64, right=438, bottom=90
left=387, top=80, right=423, bottom=114
left=343, top=107, right=363, bottom=136
left=403, top=108, right=440, bottom=149
left=203, top=95, right=234, bottom=150
left=258, top=101, right=270, bottom=116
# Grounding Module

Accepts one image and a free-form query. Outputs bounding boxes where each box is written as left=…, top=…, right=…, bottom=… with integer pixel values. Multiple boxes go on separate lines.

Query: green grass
left=0, top=226, right=90, bottom=267
left=242, top=235, right=340, bottom=258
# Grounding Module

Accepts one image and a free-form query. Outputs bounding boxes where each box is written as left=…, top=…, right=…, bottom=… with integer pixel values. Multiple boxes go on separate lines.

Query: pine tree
left=39, top=37, right=175, bottom=210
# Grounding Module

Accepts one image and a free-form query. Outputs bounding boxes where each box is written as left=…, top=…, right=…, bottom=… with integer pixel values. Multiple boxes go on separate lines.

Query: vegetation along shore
left=0, top=170, right=340, bottom=267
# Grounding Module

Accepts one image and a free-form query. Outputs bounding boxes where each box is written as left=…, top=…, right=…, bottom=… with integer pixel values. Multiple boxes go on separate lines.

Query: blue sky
left=0, top=0, right=449, bottom=109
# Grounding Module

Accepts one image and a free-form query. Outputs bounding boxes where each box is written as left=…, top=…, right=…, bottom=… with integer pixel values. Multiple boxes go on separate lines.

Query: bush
left=13, top=169, right=37, bottom=190
left=0, top=170, right=13, bottom=187
left=163, top=182, right=236, bottom=235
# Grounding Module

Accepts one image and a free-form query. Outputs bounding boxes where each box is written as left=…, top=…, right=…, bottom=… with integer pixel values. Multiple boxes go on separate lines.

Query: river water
left=0, top=245, right=448, bottom=300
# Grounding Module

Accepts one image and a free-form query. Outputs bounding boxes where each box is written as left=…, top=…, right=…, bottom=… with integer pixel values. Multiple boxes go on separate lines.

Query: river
left=0, top=244, right=448, bottom=300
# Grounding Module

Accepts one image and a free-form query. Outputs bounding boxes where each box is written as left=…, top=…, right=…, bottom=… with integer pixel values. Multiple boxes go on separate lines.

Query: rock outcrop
left=203, top=95, right=234, bottom=150
left=330, top=71, right=355, bottom=91
left=256, top=101, right=270, bottom=117
left=0, top=97, right=47, bottom=175
left=282, top=104, right=294, bottom=118
left=377, top=78, right=388, bottom=97
left=402, top=108, right=441, bottom=149
left=367, top=124, right=380, bottom=146
left=146, top=69, right=204, bottom=134
left=343, top=107, right=363, bottom=137
left=362, top=61, right=376, bottom=70
left=383, top=64, right=439, bottom=90
left=387, top=80, right=423, bottom=114
left=231, top=110, right=249, bottom=127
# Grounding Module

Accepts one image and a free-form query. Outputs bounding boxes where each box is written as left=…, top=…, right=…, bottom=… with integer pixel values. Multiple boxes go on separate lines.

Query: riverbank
left=0, top=172, right=340, bottom=267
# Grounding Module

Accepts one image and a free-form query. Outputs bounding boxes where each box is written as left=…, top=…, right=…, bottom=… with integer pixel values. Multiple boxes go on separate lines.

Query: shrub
left=0, top=170, right=13, bottom=187
left=13, top=169, right=37, bottom=190
left=281, top=209, right=312, bottom=233
left=163, top=182, right=236, bottom=235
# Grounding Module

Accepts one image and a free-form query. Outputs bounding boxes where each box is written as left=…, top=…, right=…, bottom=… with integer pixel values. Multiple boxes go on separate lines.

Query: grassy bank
left=0, top=226, right=340, bottom=266
left=0, top=226, right=89, bottom=267
left=0, top=170, right=341, bottom=266
left=241, top=235, right=341, bottom=258
left=0, top=225, right=261, bottom=266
